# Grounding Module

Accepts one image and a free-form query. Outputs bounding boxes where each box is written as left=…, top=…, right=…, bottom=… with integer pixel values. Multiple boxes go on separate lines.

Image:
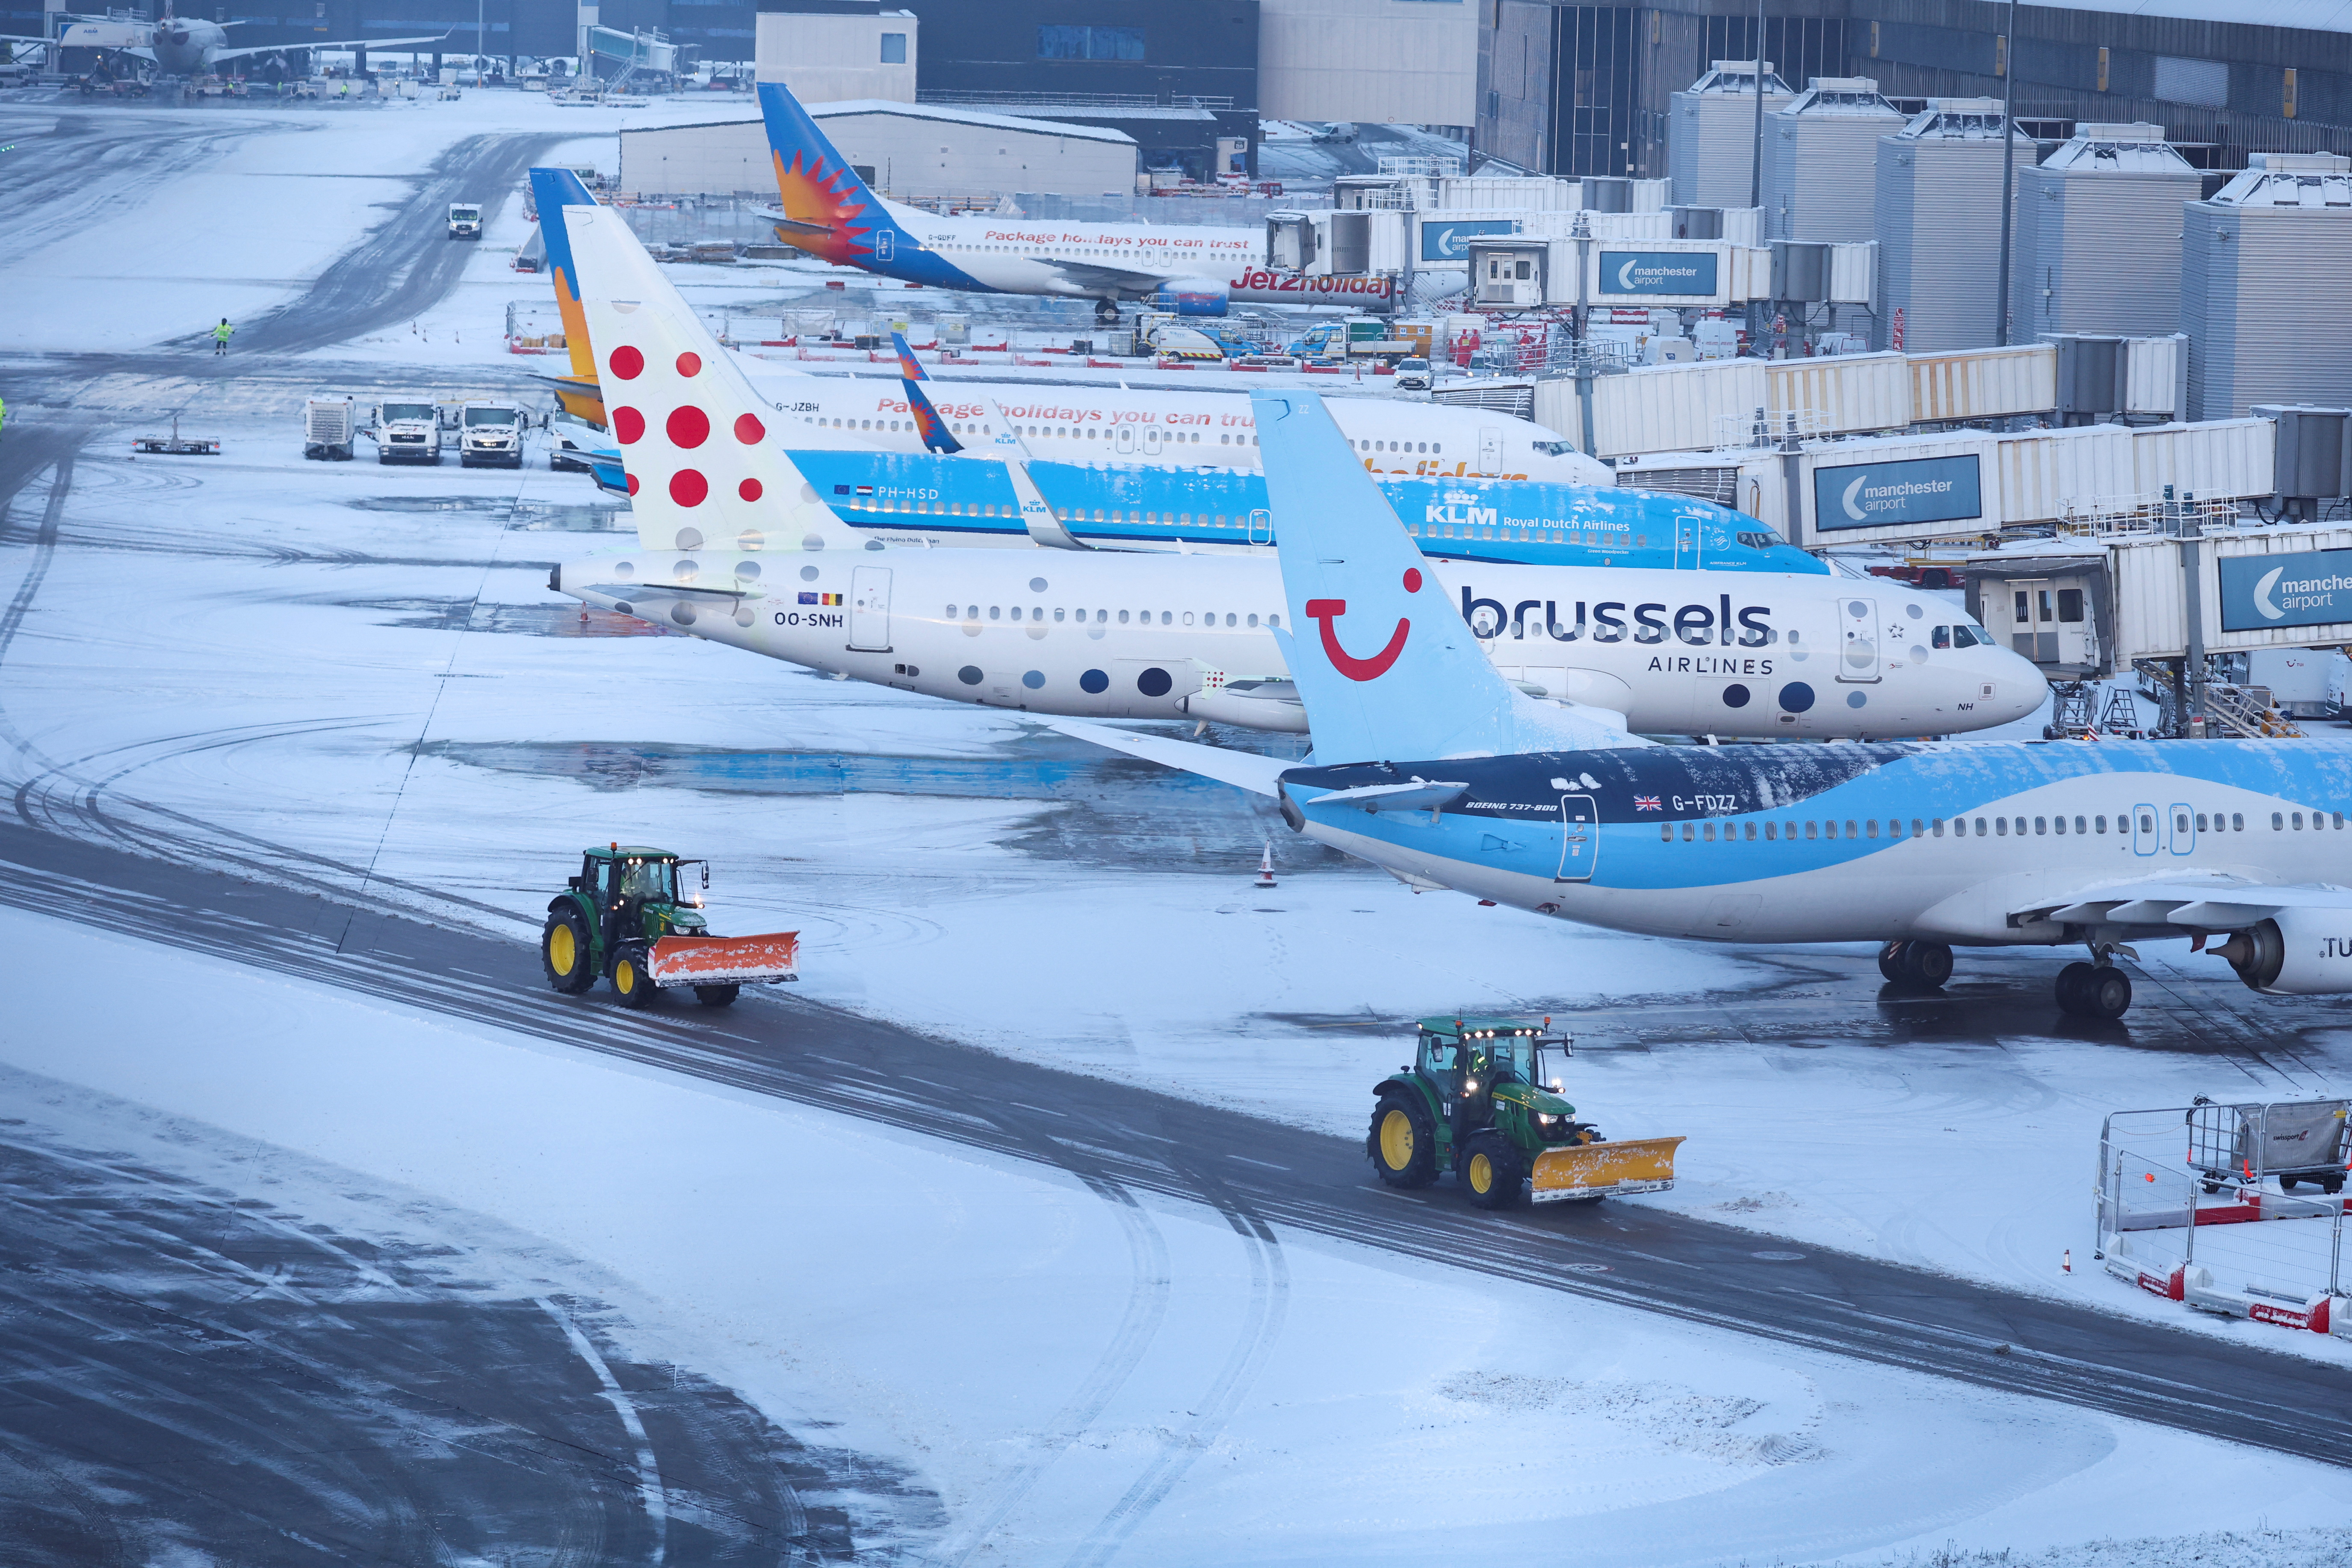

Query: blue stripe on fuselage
left=1286, top=741, right=2352, bottom=892
left=784, top=448, right=1820, bottom=571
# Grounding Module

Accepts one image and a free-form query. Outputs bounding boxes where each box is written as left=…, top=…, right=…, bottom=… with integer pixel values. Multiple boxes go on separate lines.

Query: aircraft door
left=1246, top=507, right=1273, bottom=544
left=2168, top=802, right=2196, bottom=856
left=848, top=565, right=892, bottom=651
left=1836, top=597, right=1881, bottom=682
left=2132, top=802, right=2159, bottom=856
left=1114, top=424, right=1135, bottom=455
left=1478, top=427, right=1504, bottom=475
left=1675, top=518, right=1702, bottom=570
left=873, top=230, right=894, bottom=262
left=1143, top=426, right=1162, bottom=456
left=1555, top=794, right=1598, bottom=882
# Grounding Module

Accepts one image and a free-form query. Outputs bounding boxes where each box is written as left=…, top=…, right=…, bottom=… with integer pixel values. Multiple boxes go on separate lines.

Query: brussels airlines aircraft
left=39, top=5, right=446, bottom=74
left=545, top=202, right=2044, bottom=739
left=757, top=80, right=1252, bottom=322
left=1056, top=391, right=2352, bottom=1022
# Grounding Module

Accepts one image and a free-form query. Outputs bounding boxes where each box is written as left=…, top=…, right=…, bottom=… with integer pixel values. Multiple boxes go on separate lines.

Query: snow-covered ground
left=3, top=90, right=2350, bottom=1562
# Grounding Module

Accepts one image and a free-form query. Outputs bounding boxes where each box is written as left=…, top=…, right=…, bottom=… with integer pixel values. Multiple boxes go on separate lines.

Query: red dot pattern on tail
left=676, top=351, right=702, bottom=377
left=667, top=405, right=711, bottom=449
left=670, top=469, right=708, bottom=507
left=612, top=407, right=645, bottom=444
left=1403, top=568, right=1423, bottom=592
left=625, top=472, right=639, bottom=496
left=739, top=478, right=763, bottom=502
left=734, top=413, right=765, bottom=444
left=610, top=345, right=644, bottom=380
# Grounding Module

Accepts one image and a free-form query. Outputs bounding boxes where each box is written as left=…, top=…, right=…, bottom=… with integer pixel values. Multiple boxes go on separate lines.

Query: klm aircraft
left=1058, top=392, right=2352, bottom=1022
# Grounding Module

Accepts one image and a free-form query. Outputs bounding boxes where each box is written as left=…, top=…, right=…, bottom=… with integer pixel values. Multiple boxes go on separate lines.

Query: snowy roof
left=1683, top=60, right=1793, bottom=95
left=2014, top=0, right=2351, bottom=32
left=1896, top=100, right=2035, bottom=141
left=2203, top=153, right=2352, bottom=207
left=806, top=100, right=1137, bottom=145
left=2041, top=124, right=2196, bottom=173
left=1777, top=78, right=1902, bottom=118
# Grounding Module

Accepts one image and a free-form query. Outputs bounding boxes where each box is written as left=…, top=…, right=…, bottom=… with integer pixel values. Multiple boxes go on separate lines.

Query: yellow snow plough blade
left=647, top=932, right=800, bottom=988
left=1529, top=1136, right=1685, bottom=1202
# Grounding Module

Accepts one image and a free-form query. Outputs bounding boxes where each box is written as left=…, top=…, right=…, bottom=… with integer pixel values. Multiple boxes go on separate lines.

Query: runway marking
left=1009, top=1101, right=1068, bottom=1117
left=540, top=1297, right=668, bottom=1562
left=1227, top=1155, right=1289, bottom=1171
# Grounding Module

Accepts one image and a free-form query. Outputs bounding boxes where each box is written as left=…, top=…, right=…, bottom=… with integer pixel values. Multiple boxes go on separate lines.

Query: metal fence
left=2097, top=1101, right=2351, bottom=1325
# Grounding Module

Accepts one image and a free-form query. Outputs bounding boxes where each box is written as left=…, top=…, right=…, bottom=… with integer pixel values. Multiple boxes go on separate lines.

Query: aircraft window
left=1661, top=825, right=1673, bottom=842
left=1183, top=612, right=1195, bottom=626
left=2177, top=811, right=2190, bottom=834
left=1764, top=822, right=1777, bottom=840
left=2295, top=812, right=2306, bottom=830
left=2017, top=817, right=2028, bottom=834
left=1248, top=613, right=1259, bottom=628
left=2054, top=816, right=2067, bottom=835
left=1703, top=823, right=1716, bottom=842
left=2232, top=813, right=2244, bottom=830
left=1268, top=614, right=1279, bottom=626
left=1995, top=818, right=2007, bottom=836
left=1745, top=822, right=1757, bottom=841
left=2093, top=815, right=2106, bottom=833
left=1681, top=824, right=1695, bottom=842
left=1222, top=613, right=1234, bottom=627
left=1842, top=820, right=1857, bottom=838
left=2034, top=817, right=2046, bottom=834
left=2337, top=813, right=2346, bottom=829
left=1161, top=611, right=1173, bottom=625
left=1867, top=820, right=1879, bottom=839
left=1217, top=515, right=1229, bottom=528
left=2195, top=812, right=2207, bottom=832
left=1932, top=818, right=1944, bottom=836
left=1805, top=821, right=1818, bottom=840
left=1912, top=818, right=1926, bottom=837
left=1055, top=608, right=1065, bottom=622
left=1222, top=434, right=1230, bottom=444
left=1009, top=606, right=1022, bottom=621
left=1974, top=817, right=1988, bottom=836
left=1097, top=609, right=1108, bottom=623
left=1933, top=626, right=1950, bottom=649
left=990, top=606, right=1001, bottom=620
left=1118, top=610, right=1130, bottom=624
left=1637, top=535, right=1647, bottom=549
left=966, top=605, right=978, bottom=618
left=2073, top=816, right=2085, bottom=834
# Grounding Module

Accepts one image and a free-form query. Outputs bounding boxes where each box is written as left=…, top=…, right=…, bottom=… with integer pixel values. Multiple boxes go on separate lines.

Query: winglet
left=529, top=167, right=603, bottom=405
left=892, top=333, right=963, bottom=455
left=889, top=330, right=928, bottom=382
left=1251, top=390, right=1639, bottom=762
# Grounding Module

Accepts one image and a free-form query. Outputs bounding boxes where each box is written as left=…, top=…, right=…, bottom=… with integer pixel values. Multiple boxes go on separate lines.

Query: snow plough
left=539, top=845, right=799, bottom=1009
left=1367, top=1016, right=1684, bottom=1208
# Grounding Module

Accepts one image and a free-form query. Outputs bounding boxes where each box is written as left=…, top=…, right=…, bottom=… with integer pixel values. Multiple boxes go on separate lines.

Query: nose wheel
left=1876, top=939, right=1953, bottom=992
left=2057, top=960, right=2132, bottom=1019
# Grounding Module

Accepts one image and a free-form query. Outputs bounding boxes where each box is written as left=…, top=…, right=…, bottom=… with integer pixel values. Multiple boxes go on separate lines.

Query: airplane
left=1050, top=390, right=2352, bottom=1023
left=542, top=198, right=2046, bottom=741
left=529, top=168, right=1805, bottom=573
left=44, top=6, right=446, bottom=77
left=756, top=80, right=1254, bottom=323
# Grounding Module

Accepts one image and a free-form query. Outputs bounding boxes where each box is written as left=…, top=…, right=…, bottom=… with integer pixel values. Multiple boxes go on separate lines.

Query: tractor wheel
left=541, top=908, right=594, bottom=994
left=1368, top=1093, right=1437, bottom=1189
left=693, top=984, right=740, bottom=1008
left=1462, top=1133, right=1524, bottom=1211
left=611, top=944, right=659, bottom=1009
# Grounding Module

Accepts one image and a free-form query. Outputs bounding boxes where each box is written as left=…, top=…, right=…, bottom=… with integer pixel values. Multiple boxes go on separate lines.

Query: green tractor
left=1367, top=1016, right=1683, bottom=1208
left=541, top=845, right=800, bottom=1009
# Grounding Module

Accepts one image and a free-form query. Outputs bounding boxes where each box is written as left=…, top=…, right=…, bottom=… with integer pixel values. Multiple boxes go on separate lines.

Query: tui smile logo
left=1303, top=568, right=1421, bottom=682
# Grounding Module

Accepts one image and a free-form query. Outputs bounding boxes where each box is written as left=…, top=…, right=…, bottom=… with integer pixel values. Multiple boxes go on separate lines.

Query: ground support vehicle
left=303, top=396, right=355, bottom=460
left=458, top=401, right=526, bottom=468
left=540, top=845, right=799, bottom=1009
left=449, top=202, right=483, bottom=239
left=1368, top=1016, right=1684, bottom=1208
left=371, top=398, right=443, bottom=464
left=132, top=416, right=218, bottom=455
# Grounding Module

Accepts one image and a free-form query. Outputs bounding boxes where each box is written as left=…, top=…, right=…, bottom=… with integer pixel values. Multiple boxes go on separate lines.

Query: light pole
left=1748, top=0, right=1765, bottom=210
left=1993, top=0, right=2020, bottom=345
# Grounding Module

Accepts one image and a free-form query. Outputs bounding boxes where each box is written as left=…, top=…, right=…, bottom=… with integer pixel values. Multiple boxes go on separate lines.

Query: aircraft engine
left=1151, top=277, right=1231, bottom=316
left=2213, top=910, right=2352, bottom=994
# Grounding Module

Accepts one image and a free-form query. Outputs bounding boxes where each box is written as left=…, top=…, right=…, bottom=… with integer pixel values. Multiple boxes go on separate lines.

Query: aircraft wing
left=204, top=30, right=450, bottom=61
left=1034, top=258, right=1172, bottom=296
left=1040, top=718, right=1287, bottom=797
left=2012, top=875, right=2352, bottom=930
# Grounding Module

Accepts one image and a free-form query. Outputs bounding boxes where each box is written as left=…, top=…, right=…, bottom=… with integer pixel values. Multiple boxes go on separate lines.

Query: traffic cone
left=1255, top=844, right=1276, bottom=888
left=2062, top=1249, right=2071, bottom=1274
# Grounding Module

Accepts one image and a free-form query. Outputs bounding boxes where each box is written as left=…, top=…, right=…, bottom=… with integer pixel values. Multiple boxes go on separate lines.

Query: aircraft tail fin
left=529, top=167, right=603, bottom=402
left=892, top=340, right=963, bottom=455
left=1250, top=390, right=1637, bottom=762
left=558, top=201, right=866, bottom=557
left=889, top=330, right=927, bottom=383
left=756, top=80, right=910, bottom=267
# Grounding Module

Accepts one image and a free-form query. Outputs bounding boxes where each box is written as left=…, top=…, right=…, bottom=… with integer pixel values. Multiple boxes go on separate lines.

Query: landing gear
left=2057, top=960, right=2132, bottom=1019
left=1093, top=296, right=1121, bottom=325
left=1877, top=939, right=1953, bottom=992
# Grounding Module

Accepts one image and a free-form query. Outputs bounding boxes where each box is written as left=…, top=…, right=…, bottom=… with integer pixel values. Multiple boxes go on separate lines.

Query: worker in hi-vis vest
left=212, top=319, right=233, bottom=355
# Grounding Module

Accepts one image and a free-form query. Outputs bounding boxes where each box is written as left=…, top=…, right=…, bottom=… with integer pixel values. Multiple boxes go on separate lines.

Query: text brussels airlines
left=1460, top=586, right=1775, bottom=649
left=2219, top=546, right=2352, bottom=632
left=1598, top=250, right=1720, bottom=297
left=1812, top=454, right=1983, bottom=531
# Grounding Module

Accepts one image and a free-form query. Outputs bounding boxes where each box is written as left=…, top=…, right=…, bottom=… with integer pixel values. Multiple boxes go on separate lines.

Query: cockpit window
left=1734, top=529, right=1783, bottom=550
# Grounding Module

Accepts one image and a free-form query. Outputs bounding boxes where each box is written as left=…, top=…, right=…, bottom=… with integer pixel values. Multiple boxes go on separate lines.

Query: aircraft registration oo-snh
left=1043, top=389, right=2352, bottom=1025
left=543, top=203, right=2045, bottom=741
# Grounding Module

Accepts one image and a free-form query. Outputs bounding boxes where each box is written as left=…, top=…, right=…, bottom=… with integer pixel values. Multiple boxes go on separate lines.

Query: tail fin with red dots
left=556, top=197, right=865, bottom=556
left=1248, top=390, right=1635, bottom=763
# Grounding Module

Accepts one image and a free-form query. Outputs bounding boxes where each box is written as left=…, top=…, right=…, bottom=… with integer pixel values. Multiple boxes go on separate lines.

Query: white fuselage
left=557, top=549, right=2044, bottom=740
left=892, top=201, right=1259, bottom=298
left=742, top=364, right=1608, bottom=485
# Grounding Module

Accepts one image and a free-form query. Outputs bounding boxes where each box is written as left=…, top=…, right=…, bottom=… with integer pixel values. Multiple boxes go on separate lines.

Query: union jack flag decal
left=1634, top=795, right=1662, bottom=811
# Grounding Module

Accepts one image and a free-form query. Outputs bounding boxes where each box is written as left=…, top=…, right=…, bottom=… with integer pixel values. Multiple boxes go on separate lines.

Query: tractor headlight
left=1463, top=1078, right=1477, bottom=1093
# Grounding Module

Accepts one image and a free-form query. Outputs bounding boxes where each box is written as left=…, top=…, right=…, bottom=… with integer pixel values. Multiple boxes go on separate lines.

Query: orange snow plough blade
left=647, top=932, right=800, bottom=988
left=1528, top=1136, right=1685, bottom=1202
